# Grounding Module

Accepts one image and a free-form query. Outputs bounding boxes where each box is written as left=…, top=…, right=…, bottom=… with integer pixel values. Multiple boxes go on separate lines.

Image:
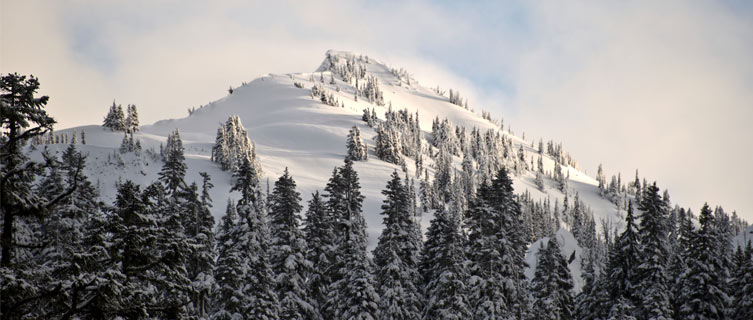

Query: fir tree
left=125, top=104, right=139, bottom=132
left=635, top=183, right=672, bottom=320
left=373, top=171, right=423, bottom=319
left=235, top=173, right=280, bottom=319
left=729, top=243, right=753, bottom=320
left=180, top=179, right=216, bottom=317
left=303, top=191, right=335, bottom=318
left=269, top=168, right=317, bottom=320
left=420, top=205, right=471, bottom=319
left=325, top=159, right=380, bottom=319
left=677, top=204, right=729, bottom=319
left=159, top=129, right=187, bottom=195
left=465, top=167, right=529, bottom=319
left=530, top=237, right=574, bottom=320
left=211, top=200, right=248, bottom=320
left=602, top=201, right=641, bottom=317
left=346, top=125, right=368, bottom=161
left=0, top=73, right=72, bottom=319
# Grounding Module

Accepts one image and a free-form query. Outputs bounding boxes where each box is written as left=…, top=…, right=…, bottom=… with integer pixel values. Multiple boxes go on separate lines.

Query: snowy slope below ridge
left=46, top=50, right=626, bottom=282
left=525, top=228, right=585, bottom=292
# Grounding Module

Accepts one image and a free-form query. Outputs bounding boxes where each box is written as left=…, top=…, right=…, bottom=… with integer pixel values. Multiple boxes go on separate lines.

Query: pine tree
left=235, top=170, right=280, bottom=319
left=375, top=123, right=402, bottom=165
left=143, top=181, right=195, bottom=318
left=373, top=171, right=423, bottom=319
left=677, top=204, right=729, bottom=319
left=601, top=201, right=641, bottom=316
left=43, top=145, right=114, bottom=318
left=115, top=104, right=126, bottom=131
left=730, top=243, right=753, bottom=320
left=0, top=73, right=73, bottom=319
left=211, top=200, right=248, bottom=320
left=303, top=191, right=335, bottom=318
left=125, top=104, right=139, bottom=132
left=325, top=159, right=380, bottom=319
left=106, top=181, right=162, bottom=318
left=420, top=205, right=471, bottom=319
left=635, top=183, right=672, bottom=320
left=179, top=178, right=216, bottom=317
left=159, top=129, right=187, bottom=195
left=269, top=168, right=317, bottom=320
left=346, top=125, right=368, bottom=161
left=465, top=167, right=529, bottom=319
left=102, top=101, right=120, bottom=131
left=530, top=237, right=574, bottom=320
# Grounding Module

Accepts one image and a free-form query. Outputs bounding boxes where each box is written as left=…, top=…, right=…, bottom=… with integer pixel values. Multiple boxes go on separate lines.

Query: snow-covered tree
left=530, top=237, right=574, bottom=320
left=677, top=203, right=730, bottom=319
left=325, top=159, right=380, bottom=319
left=269, top=168, right=317, bottom=320
left=125, top=104, right=139, bottom=132
left=420, top=204, right=470, bottom=319
left=729, top=243, right=753, bottom=320
left=159, top=129, right=187, bottom=195
left=599, top=201, right=641, bottom=317
left=102, top=101, right=126, bottom=131
left=465, top=167, right=529, bottom=319
left=375, top=123, right=403, bottom=165
left=635, top=183, right=672, bottom=320
left=346, top=125, right=368, bottom=161
left=373, top=171, right=423, bottom=319
left=0, top=73, right=69, bottom=318
left=211, top=200, right=247, bottom=320
left=303, top=191, right=335, bottom=318
left=212, top=115, right=259, bottom=173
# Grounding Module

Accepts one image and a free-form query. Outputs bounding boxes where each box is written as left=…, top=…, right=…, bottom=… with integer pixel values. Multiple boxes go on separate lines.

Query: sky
left=3, top=0, right=752, bottom=221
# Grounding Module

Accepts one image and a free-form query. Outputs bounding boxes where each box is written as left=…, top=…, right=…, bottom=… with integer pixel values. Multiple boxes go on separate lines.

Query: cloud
left=505, top=1, right=753, bottom=219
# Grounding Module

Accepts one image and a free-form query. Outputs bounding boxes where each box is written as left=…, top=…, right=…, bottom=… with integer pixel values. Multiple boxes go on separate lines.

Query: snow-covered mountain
left=42, top=50, right=665, bottom=291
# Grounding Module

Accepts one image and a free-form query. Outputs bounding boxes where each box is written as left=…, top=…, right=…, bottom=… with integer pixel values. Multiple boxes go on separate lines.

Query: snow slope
left=525, top=228, right=585, bottom=292
left=47, top=50, right=628, bottom=287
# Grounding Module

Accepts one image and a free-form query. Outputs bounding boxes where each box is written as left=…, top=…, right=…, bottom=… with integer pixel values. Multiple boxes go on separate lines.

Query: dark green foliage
left=530, top=238, right=574, bottom=320
left=677, top=204, right=730, bottom=319
left=158, top=129, right=187, bottom=195
left=269, top=168, right=316, bottom=320
left=420, top=205, right=470, bottom=319
left=465, top=167, right=529, bottom=319
left=324, top=159, right=379, bottom=319
left=303, top=191, right=335, bottom=318
left=634, top=183, right=672, bottom=320
left=373, top=171, right=423, bottom=319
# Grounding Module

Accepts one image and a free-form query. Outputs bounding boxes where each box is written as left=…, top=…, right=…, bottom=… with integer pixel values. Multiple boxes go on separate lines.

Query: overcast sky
left=3, top=0, right=752, bottom=221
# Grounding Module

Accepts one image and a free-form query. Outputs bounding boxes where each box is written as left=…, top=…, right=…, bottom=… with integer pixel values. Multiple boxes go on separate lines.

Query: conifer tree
left=635, top=183, right=672, bottom=320
left=420, top=205, right=470, bottom=319
left=102, top=101, right=120, bottom=131
left=303, top=191, right=335, bottom=318
left=729, top=243, right=753, bottom=320
left=211, top=200, right=248, bottom=320
left=235, top=170, right=279, bottom=319
left=602, top=201, right=640, bottom=316
left=180, top=178, right=216, bottom=317
left=465, top=167, right=529, bottom=319
left=0, top=73, right=71, bottom=319
left=125, top=104, right=139, bottom=132
left=159, top=129, right=187, bottom=195
left=373, top=171, right=423, bottom=319
left=677, top=204, right=729, bottom=319
left=269, top=168, right=316, bottom=320
left=346, top=125, right=368, bottom=161
left=325, top=159, right=380, bottom=319
left=530, top=237, right=574, bottom=320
